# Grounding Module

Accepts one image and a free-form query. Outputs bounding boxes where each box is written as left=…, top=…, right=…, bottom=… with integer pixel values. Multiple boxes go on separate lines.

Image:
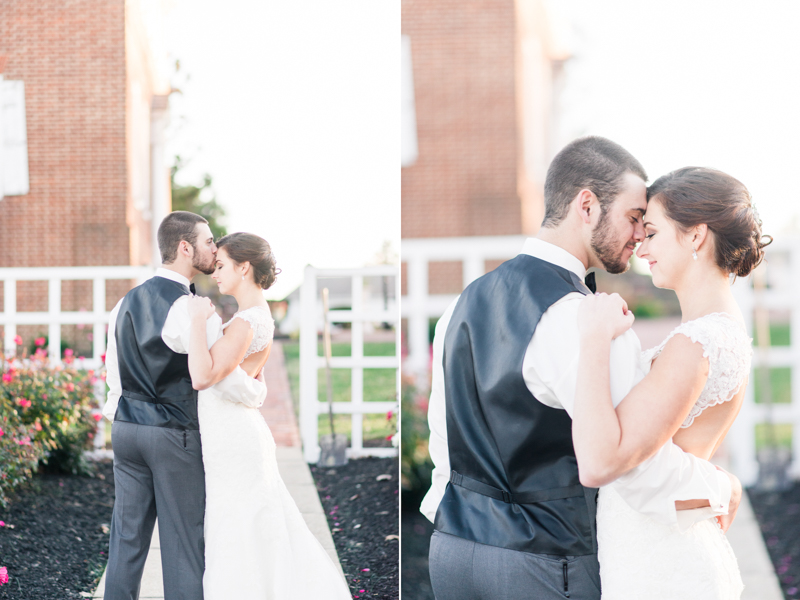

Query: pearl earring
left=241, top=274, right=245, bottom=281
left=692, top=247, right=698, bottom=261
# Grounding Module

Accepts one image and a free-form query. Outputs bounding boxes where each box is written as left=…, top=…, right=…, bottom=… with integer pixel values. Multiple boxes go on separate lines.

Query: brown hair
left=542, top=136, right=648, bottom=228
left=216, top=232, right=279, bottom=290
left=647, top=167, right=772, bottom=277
left=158, top=211, right=209, bottom=263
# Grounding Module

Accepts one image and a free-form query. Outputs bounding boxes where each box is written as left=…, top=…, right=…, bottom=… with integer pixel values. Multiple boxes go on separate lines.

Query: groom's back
left=113, top=277, right=199, bottom=430
left=436, top=254, right=596, bottom=556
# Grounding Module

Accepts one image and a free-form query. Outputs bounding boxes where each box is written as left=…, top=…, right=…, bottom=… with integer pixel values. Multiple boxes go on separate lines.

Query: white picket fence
left=401, top=233, right=800, bottom=487
left=0, top=265, right=153, bottom=366
left=729, top=235, right=800, bottom=485
left=299, top=265, right=400, bottom=463
left=401, top=235, right=526, bottom=376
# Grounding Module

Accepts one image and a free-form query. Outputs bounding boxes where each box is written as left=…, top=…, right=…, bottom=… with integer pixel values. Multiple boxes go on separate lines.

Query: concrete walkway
left=93, top=342, right=342, bottom=598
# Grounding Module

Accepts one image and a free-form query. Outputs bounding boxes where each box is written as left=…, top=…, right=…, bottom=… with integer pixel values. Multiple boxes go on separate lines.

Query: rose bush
left=0, top=345, right=102, bottom=504
left=400, top=375, right=434, bottom=510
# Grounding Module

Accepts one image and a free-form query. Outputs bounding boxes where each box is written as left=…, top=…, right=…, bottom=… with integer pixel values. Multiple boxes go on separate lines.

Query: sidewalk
left=93, top=342, right=342, bottom=598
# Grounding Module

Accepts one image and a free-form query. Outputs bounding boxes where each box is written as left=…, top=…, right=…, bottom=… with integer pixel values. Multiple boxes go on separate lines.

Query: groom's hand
left=715, top=467, right=742, bottom=533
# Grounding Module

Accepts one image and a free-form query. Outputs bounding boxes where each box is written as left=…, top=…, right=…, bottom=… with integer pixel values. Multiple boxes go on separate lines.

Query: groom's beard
left=192, top=248, right=216, bottom=275
left=591, top=209, right=631, bottom=275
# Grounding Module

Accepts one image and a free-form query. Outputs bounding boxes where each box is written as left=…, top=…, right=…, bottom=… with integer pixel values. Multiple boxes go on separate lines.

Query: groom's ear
left=574, top=188, right=597, bottom=225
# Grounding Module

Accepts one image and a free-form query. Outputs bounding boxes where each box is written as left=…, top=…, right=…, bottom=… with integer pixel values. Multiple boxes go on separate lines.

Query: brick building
left=0, top=0, right=171, bottom=350
left=401, top=0, right=569, bottom=370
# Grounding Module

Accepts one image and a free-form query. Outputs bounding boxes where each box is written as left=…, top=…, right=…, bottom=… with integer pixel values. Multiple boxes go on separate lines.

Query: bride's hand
left=578, top=292, right=635, bottom=340
left=187, top=295, right=216, bottom=320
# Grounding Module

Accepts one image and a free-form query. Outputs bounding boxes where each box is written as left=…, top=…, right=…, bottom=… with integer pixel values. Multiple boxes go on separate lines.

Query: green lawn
left=282, top=341, right=397, bottom=445
left=753, top=368, right=792, bottom=404
left=755, top=422, right=792, bottom=452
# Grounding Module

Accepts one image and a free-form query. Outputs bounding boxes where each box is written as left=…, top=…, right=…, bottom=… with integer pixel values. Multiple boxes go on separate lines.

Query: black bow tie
left=584, top=272, right=596, bottom=293
left=189, top=283, right=196, bottom=295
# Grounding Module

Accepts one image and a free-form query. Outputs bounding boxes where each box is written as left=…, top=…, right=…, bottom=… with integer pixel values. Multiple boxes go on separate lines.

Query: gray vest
left=114, top=276, right=199, bottom=430
left=435, top=254, right=598, bottom=556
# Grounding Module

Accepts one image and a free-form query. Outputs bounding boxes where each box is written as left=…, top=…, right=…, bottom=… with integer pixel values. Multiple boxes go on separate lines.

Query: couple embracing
left=101, top=212, right=351, bottom=599
left=423, top=137, right=771, bottom=599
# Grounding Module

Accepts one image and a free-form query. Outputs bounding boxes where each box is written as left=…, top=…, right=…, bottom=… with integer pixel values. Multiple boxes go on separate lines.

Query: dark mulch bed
left=401, top=508, right=435, bottom=600
left=749, top=485, right=800, bottom=600
left=0, top=461, right=114, bottom=600
left=311, top=457, right=399, bottom=600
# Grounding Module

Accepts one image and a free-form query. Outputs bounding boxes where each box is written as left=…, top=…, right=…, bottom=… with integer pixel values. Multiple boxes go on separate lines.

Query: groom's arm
left=101, top=299, right=124, bottom=422
left=419, top=297, right=459, bottom=524
left=525, top=296, right=734, bottom=529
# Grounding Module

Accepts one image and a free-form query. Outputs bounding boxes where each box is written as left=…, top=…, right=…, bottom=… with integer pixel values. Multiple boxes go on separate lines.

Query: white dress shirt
left=420, top=238, right=731, bottom=531
left=103, top=268, right=264, bottom=421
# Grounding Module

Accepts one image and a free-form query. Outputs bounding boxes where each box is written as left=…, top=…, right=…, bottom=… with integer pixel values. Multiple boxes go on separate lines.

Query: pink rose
left=93, top=414, right=102, bottom=422
left=1, top=373, right=11, bottom=383
left=0, top=566, right=7, bottom=585
left=0, top=427, right=4, bottom=437
left=34, top=337, right=45, bottom=347
left=64, top=348, right=74, bottom=357
left=13, top=335, right=22, bottom=346
left=66, top=383, right=75, bottom=392
left=386, top=410, right=393, bottom=420
left=16, top=437, right=31, bottom=446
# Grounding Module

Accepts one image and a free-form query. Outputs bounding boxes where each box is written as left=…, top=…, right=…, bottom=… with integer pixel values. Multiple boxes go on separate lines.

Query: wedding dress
left=597, top=313, right=751, bottom=600
left=198, top=306, right=351, bottom=600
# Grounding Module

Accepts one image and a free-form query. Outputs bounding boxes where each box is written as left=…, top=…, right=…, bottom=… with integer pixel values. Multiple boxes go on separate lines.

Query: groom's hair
left=541, top=136, right=647, bottom=228
left=158, top=211, right=209, bottom=263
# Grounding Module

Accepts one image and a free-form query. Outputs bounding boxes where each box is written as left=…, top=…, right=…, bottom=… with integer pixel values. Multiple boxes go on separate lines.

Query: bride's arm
left=187, top=297, right=253, bottom=390
left=572, top=293, right=709, bottom=487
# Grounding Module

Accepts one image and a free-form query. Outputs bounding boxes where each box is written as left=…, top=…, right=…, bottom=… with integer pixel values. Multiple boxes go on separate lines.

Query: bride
left=572, top=167, right=771, bottom=599
left=182, top=232, right=351, bottom=600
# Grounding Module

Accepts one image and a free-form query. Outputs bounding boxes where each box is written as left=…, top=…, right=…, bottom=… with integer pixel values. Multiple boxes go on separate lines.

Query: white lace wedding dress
left=198, top=306, right=351, bottom=600
left=597, top=313, right=751, bottom=600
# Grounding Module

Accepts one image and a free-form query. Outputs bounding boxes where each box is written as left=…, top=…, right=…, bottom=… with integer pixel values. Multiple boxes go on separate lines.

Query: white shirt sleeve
left=419, top=297, right=459, bottom=523
left=102, top=299, right=124, bottom=422
left=526, top=294, right=731, bottom=527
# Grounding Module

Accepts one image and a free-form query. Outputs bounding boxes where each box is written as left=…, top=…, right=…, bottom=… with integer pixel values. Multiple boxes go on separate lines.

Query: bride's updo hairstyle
left=647, top=167, right=772, bottom=277
left=216, top=232, right=280, bottom=290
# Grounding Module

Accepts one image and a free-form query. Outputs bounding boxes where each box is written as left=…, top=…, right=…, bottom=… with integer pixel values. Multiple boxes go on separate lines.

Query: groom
left=101, top=212, right=261, bottom=600
left=422, top=137, right=742, bottom=599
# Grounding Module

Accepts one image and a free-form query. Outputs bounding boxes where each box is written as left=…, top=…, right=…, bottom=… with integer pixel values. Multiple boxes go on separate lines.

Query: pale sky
left=160, top=1, right=399, bottom=299
left=554, top=0, right=800, bottom=254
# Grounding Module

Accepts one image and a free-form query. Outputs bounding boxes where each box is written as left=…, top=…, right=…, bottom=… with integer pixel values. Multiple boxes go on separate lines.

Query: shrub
left=0, top=348, right=101, bottom=491
left=400, top=375, right=434, bottom=511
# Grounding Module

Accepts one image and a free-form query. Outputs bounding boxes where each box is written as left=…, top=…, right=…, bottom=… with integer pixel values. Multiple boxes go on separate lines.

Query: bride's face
left=211, top=247, right=239, bottom=294
left=636, top=198, right=693, bottom=289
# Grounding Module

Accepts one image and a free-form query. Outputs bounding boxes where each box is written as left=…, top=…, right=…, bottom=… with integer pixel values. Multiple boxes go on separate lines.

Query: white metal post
left=350, top=275, right=364, bottom=454
left=406, top=255, right=429, bottom=378
left=48, top=278, right=61, bottom=365
left=93, top=277, right=106, bottom=363
left=3, top=279, right=16, bottom=356
left=300, top=265, right=320, bottom=463
left=791, top=243, right=800, bottom=477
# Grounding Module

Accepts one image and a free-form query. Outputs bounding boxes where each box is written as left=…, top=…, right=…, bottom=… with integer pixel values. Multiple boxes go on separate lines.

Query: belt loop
left=502, top=490, right=512, bottom=504
left=450, top=471, right=462, bottom=486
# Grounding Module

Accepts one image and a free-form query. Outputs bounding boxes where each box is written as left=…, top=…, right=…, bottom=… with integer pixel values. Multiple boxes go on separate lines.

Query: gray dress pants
left=104, top=422, right=206, bottom=600
left=429, top=531, right=602, bottom=600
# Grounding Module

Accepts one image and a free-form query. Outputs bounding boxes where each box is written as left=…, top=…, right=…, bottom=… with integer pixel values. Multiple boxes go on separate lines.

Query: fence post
left=406, top=255, right=429, bottom=379
left=350, top=274, right=364, bottom=455
left=48, top=278, right=61, bottom=365
left=300, top=265, right=319, bottom=463
left=3, top=279, right=16, bottom=356
left=791, top=243, right=800, bottom=477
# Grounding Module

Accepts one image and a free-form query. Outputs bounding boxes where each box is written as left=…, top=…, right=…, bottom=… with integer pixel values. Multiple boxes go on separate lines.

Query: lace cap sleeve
left=228, top=307, right=275, bottom=359
left=645, top=313, right=752, bottom=428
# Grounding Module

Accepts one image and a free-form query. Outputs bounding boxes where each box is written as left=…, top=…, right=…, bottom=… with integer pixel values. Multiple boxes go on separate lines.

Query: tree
left=170, top=156, right=228, bottom=239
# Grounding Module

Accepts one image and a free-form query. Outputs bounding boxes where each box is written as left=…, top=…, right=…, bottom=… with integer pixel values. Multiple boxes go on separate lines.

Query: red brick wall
left=0, top=0, right=131, bottom=317
left=401, top=0, right=521, bottom=239
left=0, top=0, right=129, bottom=269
